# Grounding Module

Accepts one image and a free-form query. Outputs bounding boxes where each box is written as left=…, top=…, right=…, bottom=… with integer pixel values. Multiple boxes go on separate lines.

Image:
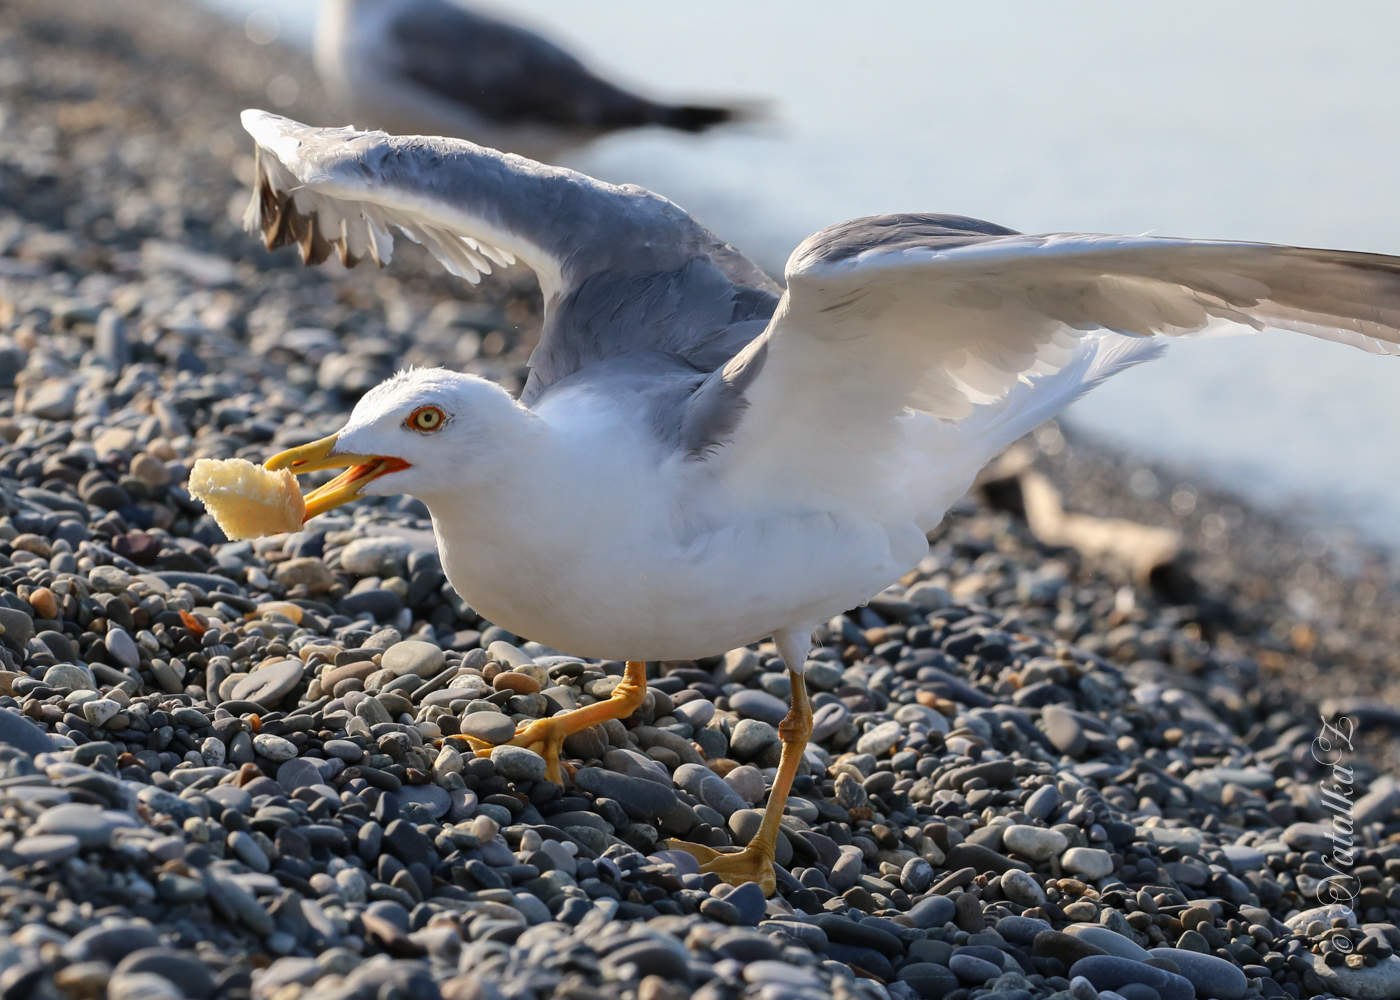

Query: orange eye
left=405, top=405, right=447, bottom=433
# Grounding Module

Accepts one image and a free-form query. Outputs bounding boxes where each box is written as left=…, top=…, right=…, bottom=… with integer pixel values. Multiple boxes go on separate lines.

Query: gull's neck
left=412, top=388, right=672, bottom=641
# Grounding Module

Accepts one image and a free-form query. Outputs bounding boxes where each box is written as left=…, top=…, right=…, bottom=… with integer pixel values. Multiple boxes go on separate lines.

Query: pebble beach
left=1, top=2, right=1398, bottom=999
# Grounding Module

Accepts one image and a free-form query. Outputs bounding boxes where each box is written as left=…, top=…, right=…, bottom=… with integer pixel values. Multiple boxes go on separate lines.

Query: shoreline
left=1, top=1, right=1397, bottom=998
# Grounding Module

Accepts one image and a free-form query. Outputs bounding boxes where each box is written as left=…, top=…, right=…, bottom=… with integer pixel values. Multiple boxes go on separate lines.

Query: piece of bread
left=188, top=458, right=306, bottom=539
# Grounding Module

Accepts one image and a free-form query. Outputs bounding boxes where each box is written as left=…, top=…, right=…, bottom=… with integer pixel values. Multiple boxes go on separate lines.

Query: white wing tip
left=241, top=108, right=288, bottom=142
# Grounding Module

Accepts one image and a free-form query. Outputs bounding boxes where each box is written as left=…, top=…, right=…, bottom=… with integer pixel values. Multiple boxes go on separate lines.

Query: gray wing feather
left=785, top=222, right=1400, bottom=359
left=678, top=214, right=1021, bottom=455
left=790, top=213, right=1021, bottom=266
left=241, top=110, right=778, bottom=404
left=685, top=212, right=1400, bottom=461
left=522, top=256, right=777, bottom=406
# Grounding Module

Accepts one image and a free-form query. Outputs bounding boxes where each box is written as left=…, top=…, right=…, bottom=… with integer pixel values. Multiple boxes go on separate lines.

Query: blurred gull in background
left=314, top=0, right=752, bottom=161
left=244, top=109, right=1400, bottom=894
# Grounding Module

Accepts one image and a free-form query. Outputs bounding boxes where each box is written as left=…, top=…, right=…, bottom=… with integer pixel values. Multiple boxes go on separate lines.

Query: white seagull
left=315, top=0, right=747, bottom=162
left=244, top=109, right=1400, bottom=895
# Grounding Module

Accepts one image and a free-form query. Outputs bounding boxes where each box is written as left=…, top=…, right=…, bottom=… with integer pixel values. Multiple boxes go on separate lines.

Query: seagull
left=315, top=0, right=747, bottom=162
left=244, top=109, right=1400, bottom=895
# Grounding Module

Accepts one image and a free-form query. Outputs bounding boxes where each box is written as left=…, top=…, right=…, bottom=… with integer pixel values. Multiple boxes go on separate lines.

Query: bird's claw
left=667, top=838, right=777, bottom=897
left=442, top=717, right=574, bottom=784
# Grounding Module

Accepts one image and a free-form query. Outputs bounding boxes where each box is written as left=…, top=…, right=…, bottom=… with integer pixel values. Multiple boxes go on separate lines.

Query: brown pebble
left=28, top=587, right=58, bottom=620
left=129, top=452, right=172, bottom=488
left=492, top=671, right=540, bottom=695
left=55, top=962, right=107, bottom=1000
left=13, top=534, right=51, bottom=557
left=321, top=659, right=377, bottom=689
left=638, top=975, right=689, bottom=1000
left=1179, top=904, right=1213, bottom=931
left=298, top=643, right=342, bottom=664
left=252, top=602, right=303, bottom=625
left=915, top=690, right=956, bottom=716
left=1055, top=878, right=1091, bottom=896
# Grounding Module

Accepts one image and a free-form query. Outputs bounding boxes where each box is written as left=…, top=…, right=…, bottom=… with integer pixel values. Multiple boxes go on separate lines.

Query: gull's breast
left=431, top=491, right=925, bottom=662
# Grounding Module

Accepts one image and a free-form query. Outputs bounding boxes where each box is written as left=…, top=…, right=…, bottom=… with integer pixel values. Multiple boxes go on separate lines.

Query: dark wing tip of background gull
left=660, top=104, right=742, bottom=134
left=385, top=0, right=749, bottom=136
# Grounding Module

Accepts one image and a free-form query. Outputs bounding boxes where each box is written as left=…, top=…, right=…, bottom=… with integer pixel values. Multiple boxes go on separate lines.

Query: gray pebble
left=14, top=833, right=80, bottom=864
left=729, top=718, right=779, bottom=758
left=1282, top=820, right=1334, bottom=853
left=1042, top=703, right=1087, bottom=755
left=0, top=707, right=55, bottom=754
left=810, top=702, right=850, bottom=741
left=459, top=711, right=517, bottom=744
left=1061, top=846, right=1114, bottom=880
left=398, top=783, right=451, bottom=818
left=381, top=639, right=446, bottom=677
left=674, top=763, right=746, bottom=818
left=43, top=662, right=96, bottom=692
left=1024, top=783, right=1061, bottom=821
left=277, top=757, right=323, bottom=791
left=1148, top=947, right=1248, bottom=1000
left=33, top=803, right=138, bottom=848
left=1003, top=824, right=1068, bottom=861
left=730, top=689, right=788, bottom=724
left=574, top=767, right=678, bottom=818
left=0, top=608, right=35, bottom=651
left=104, top=627, right=141, bottom=670
left=252, top=733, right=298, bottom=762
left=1069, top=956, right=1194, bottom=1000
left=230, top=658, right=304, bottom=707
left=949, top=952, right=1001, bottom=984
left=724, top=764, right=766, bottom=805
left=855, top=719, right=902, bottom=756
left=491, top=745, right=546, bottom=782
left=82, top=698, right=122, bottom=727
left=113, top=950, right=216, bottom=1000
left=340, top=536, right=413, bottom=576
left=1001, top=868, right=1048, bottom=907
left=107, top=972, right=183, bottom=1000
left=672, top=698, right=715, bottom=729
left=1063, top=924, right=1152, bottom=961
left=229, top=830, right=270, bottom=872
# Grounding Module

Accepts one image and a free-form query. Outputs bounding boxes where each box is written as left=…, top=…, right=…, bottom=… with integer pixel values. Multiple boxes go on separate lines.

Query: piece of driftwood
left=978, top=447, right=1197, bottom=601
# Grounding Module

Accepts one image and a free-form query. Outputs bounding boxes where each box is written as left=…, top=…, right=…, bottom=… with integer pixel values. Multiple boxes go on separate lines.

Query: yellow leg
left=445, top=660, right=647, bottom=784
left=668, top=668, right=812, bottom=897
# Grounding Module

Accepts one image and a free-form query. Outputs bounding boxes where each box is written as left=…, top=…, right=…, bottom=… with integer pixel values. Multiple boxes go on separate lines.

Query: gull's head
left=266, top=367, right=523, bottom=520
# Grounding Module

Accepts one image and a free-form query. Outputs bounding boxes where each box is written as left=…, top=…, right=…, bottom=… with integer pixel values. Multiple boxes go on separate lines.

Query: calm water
left=205, top=0, right=1400, bottom=547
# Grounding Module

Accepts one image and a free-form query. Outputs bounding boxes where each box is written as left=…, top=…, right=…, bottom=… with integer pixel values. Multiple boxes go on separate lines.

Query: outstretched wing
left=692, top=214, right=1400, bottom=510
left=241, top=110, right=777, bottom=399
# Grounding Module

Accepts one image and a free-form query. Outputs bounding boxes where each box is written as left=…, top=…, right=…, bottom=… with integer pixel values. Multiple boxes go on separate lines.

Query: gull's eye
left=405, top=405, right=447, bottom=433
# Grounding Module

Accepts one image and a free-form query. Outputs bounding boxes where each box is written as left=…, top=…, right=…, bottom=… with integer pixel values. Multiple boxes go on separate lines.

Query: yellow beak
left=265, top=433, right=411, bottom=521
